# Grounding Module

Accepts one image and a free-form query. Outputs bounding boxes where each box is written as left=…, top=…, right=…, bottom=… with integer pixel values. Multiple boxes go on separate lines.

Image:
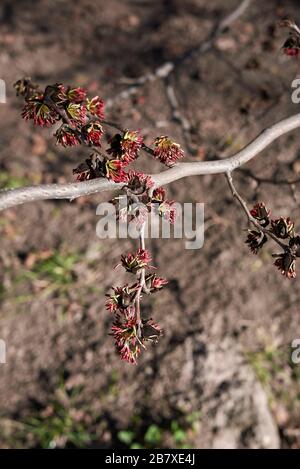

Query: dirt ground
left=1, top=0, right=300, bottom=449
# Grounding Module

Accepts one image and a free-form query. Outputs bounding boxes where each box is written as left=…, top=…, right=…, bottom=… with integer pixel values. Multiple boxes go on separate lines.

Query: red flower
left=87, top=96, right=105, bottom=120
left=111, top=312, right=162, bottom=364
left=158, top=200, right=177, bottom=224
left=289, top=236, right=300, bottom=258
left=274, top=252, right=296, bottom=279
left=282, top=34, right=300, bottom=57
left=55, top=125, right=80, bottom=147
left=145, top=274, right=168, bottom=292
left=105, top=159, right=128, bottom=183
left=284, top=47, right=299, bottom=56
left=120, top=248, right=152, bottom=274
left=153, top=136, right=184, bottom=166
left=250, top=202, right=270, bottom=227
left=73, top=154, right=102, bottom=181
left=121, top=130, right=143, bottom=162
left=44, top=84, right=68, bottom=106
left=111, top=312, right=141, bottom=365
left=66, top=102, right=87, bottom=125
left=74, top=156, right=127, bottom=182
left=127, top=170, right=154, bottom=194
left=141, top=318, right=162, bottom=343
left=82, top=122, right=103, bottom=146
left=73, top=164, right=92, bottom=182
left=22, top=98, right=58, bottom=127
left=67, top=87, right=87, bottom=103
left=245, top=230, right=268, bottom=254
left=105, top=284, right=138, bottom=313
left=271, top=217, right=294, bottom=239
left=107, top=130, right=143, bottom=163
left=152, top=187, right=166, bottom=203
left=111, top=195, right=149, bottom=227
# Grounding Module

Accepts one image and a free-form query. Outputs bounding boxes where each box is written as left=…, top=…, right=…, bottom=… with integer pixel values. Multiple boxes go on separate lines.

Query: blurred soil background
left=0, top=0, right=300, bottom=448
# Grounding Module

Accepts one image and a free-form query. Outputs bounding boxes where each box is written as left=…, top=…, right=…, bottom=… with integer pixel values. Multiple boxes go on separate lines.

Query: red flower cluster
left=73, top=155, right=128, bottom=183
left=281, top=19, right=300, bottom=57
left=152, top=187, right=166, bottom=203
left=250, top=202, right=270, bottom=227
left=66, top=102, right=87, bottom=125
left=105, top=159, right=127, bottom=183
left=67, top=87, right=87, bottom=103
left=108, top=130, right=143, bottom=163
left=18, top=81, right=105, bottom=149
left=16, top=78, right=183, bottom=364
left=82, top=122, right=103, bottom=146
left=106, top=284, right=138, bottom=314
left=120, top=248, right=152, bottom=274
left=22, top=98, right=58, bottom=127
left=111, top=311, right=162, bottom=365
left=107, top=249, right=166, bottom=364
left=17, top=78, right=185, bottom=203
left=282, top=35, right=300, bottom=57
left=150, top=187, right=177, bottom=224
left=127, top=170, right=154, bottom=194
left=55, top=125, right=80, bottom=147
left=145, top=274, right=168, bottom=292
left=111, top=311, right=141, bottom=365
left=274, top=253, right=296, bottom=279
left=158, top=200, right=177, bottom=224
left=87, top=96, right=105, bottom=119
left=246, top=202, right=300, bottom=279
left=271, top=217, right=294, bottom=239
left=153, top=136, right=184, bottom=167
left=246, top=230, right=267, bottom=255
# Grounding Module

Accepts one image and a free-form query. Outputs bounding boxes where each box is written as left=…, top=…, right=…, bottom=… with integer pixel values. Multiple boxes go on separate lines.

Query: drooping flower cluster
left=16, top=78, right=185, bottom=364
left=56, top=124, right=80, bottom=147
left=107, top=130, right=143, bottom=163
left=145, top=274, right=169, bottom=292
left=109, top=181, right=177, bottom=230
left=127, top=170, right=154, bottom=193
left=111, top=311, right=141, bottom=364
left=106, top=250, right=166, bottom=364
left=19, top=80, right=88, bottom=136
left=21, top=98, right=58, bottom=127
left=153, top=136, right=185, bottom=166
left=16, top=78, right=185, bottom=191
left=13, top=21, right=300, bottom=367
left=119, top=248, right=152, bottom=274
left=17, top=80, right=106, bottom=149
left=245, top=202, right=300, bottom=279
left=86, top=96, right=105, bottom=119
left=151, top=187, right=177, bottom=224
left=73, top=154, right=127, bottom=183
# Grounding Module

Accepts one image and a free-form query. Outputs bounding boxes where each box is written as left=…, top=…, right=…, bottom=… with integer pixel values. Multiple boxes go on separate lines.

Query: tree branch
left=1, top=112, right=300, bottom=211
left=225, top=171, right=288, bottom=250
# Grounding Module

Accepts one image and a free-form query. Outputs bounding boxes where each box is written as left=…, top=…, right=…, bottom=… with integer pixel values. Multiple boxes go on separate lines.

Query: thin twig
left=225, top=171, right=287, bottom=250
left=134, top=223, right=149, bottom=335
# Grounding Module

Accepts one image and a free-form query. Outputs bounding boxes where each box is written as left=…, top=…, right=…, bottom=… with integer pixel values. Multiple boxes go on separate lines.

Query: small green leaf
left=118, top=430, right=135, bottom=445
